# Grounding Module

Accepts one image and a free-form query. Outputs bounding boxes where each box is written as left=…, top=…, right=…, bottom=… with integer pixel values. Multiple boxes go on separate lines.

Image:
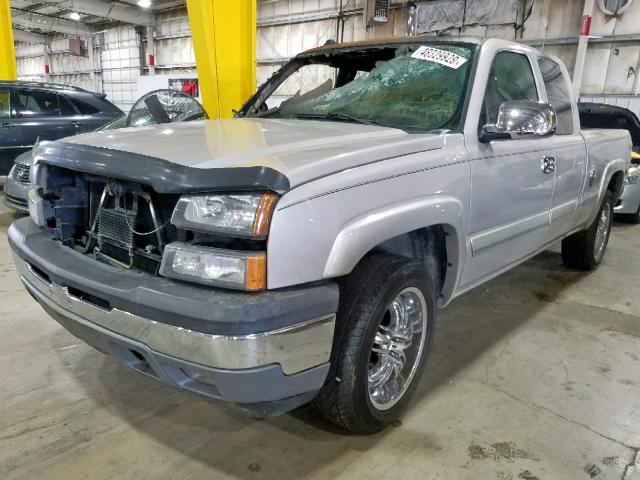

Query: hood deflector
left=35, top=141, right=291, bottom=194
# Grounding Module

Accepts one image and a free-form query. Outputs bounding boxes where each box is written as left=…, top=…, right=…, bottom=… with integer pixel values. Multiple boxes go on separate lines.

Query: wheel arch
left=323, top=196, right=466, bottom=305
left=584, top=159, right=627, bottom=227
left=608, top=169, right=625, bottom=201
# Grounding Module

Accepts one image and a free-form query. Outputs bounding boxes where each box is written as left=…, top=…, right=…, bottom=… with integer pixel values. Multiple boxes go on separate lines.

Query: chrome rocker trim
left=15, top=253, right=335, bottom=375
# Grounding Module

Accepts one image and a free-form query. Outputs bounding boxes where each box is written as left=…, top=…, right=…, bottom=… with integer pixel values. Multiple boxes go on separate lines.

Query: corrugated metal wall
left=153, top=9, right=195, bottom=74
left=13, top=0, right=640, bottom=116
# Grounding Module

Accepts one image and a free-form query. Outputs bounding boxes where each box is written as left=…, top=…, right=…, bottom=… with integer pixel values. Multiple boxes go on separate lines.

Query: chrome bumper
left=15, top=253, right=335, bottom=375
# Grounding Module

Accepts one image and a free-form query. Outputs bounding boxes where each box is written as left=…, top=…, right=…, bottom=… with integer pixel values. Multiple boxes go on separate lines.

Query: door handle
left=1, top=122, right=16, bottom=129
left=72, top=121, right=85, bottom=128
left=541, top=156, right=555, bottom=174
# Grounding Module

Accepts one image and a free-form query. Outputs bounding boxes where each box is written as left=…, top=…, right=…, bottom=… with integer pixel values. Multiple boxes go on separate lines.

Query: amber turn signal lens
left=245, top=254, right=267, bottom=291
left=252, top=193, right=279, bottom=237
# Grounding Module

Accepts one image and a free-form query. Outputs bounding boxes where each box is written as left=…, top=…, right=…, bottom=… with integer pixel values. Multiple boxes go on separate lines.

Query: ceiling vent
left=367, top=0, right=390, bottom=25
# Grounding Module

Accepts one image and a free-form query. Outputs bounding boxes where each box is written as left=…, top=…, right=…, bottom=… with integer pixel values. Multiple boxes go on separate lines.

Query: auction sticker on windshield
left=411, top=46, right=467, bottom=69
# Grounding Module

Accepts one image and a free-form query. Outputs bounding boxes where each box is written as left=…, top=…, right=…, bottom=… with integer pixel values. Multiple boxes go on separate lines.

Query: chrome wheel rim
left=594, top=202, right=611, bottom=262
left=367, top=287, right=427, bottom=411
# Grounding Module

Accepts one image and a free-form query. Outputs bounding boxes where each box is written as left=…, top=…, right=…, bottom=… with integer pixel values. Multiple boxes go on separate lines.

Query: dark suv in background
left=0, top=81, right=123, bottom=175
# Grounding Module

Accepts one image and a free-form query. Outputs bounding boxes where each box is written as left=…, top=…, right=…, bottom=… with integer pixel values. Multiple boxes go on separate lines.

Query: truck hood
left=60, top=118, right=444, bottom=189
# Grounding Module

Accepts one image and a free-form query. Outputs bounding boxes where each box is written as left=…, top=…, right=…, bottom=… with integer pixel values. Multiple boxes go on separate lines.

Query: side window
left=0, top=89, right=11, bottom=118
left=58, top=95, right=78, bottom=116
left=18, top=89, right=61, bottom=117
left=481, top=51, right=539, bottom=127
left=69, top=98, right=100, bottom=115
left=538, top=57, right=574, bottom=135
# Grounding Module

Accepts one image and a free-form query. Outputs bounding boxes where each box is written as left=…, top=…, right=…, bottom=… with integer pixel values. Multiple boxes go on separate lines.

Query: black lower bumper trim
left=33, top=289, right=328, bottom=409
left=9, top=217, right=339, bottom=336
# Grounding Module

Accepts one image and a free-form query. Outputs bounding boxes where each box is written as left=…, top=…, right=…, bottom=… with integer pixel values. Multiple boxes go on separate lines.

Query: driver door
left=460, top=50, right=556, bottom=287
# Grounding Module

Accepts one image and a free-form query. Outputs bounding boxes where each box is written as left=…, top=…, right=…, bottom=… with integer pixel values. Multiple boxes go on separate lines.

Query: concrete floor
left=1, top=191, right=639, bottom=480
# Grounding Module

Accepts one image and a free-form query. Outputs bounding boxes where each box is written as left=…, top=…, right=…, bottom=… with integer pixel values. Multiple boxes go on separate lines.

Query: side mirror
left=480, top=101, right=557, bottom=143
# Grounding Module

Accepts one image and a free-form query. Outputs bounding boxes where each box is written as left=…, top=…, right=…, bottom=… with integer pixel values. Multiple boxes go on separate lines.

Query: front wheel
left=561, top=191, right=613, bottom=270
left=313, top=254, right=435, bottom=434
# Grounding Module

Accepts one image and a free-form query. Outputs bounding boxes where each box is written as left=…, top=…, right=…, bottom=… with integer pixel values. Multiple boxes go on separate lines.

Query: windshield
left=247, top=43, right=475, bottom=132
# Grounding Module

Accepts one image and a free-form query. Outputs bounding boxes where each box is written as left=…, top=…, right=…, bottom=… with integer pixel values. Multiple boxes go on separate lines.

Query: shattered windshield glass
left=251, top=43, right=474, bottom=132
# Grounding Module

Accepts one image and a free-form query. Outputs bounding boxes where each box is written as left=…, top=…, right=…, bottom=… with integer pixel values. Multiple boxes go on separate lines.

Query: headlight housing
left=171, top=192, right=278, bottom=238
left=159, top=243, right=266, bottom=290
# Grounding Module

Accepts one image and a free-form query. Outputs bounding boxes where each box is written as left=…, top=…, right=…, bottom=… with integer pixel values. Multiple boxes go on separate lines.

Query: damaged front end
left=29, top=161, right=184, bottom=275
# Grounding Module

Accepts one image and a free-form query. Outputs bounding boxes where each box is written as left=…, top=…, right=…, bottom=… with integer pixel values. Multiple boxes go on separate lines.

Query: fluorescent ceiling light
left=69, top=12, right=81, bottom=21
left=138, top=0, right=152, bottom=7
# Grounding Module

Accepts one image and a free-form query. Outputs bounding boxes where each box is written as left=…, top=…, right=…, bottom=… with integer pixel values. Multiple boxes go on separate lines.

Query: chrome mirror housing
left=480, top=101, right=557, bottom=143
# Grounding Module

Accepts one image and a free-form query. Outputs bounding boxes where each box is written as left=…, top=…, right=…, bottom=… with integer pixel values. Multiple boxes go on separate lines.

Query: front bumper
left=9, top=217, right=338, bottom=414
left=3, top=175, right=29, bottom=213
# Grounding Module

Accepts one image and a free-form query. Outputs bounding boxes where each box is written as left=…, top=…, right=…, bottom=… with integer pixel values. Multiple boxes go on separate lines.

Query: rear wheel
left=313, top=254, right=435, bottom=434
left=561, top=191, right=613, bottom=270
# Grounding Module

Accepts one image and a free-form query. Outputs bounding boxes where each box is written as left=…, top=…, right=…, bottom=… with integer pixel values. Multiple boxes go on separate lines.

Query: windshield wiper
left=292, top=112, right=380, bottom=127
left=261, top=110, right=420, bottom=132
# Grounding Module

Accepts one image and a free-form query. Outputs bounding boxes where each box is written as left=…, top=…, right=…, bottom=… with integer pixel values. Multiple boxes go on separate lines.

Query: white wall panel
left=582, top=45, right=613, bottom=94
left=603, top=44, right=640, bottom=94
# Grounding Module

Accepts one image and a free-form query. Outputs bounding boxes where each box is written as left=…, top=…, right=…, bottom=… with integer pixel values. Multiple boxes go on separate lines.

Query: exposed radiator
left=98, top=208, right=136, bottom=254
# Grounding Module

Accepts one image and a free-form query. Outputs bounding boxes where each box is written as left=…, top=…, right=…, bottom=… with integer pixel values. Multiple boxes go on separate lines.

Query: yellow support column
left=0, top=0, right=17, bottom=80
left=187, top=0, right=256, bottom=118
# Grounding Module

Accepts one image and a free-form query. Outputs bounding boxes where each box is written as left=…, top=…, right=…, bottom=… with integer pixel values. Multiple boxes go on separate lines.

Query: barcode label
left=411, top=46, right=468, bottom=69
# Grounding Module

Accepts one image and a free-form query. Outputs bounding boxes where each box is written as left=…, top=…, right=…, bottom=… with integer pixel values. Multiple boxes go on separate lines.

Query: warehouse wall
left=404, top=0, right=640, bottom=114
left=16, top=37, right=100, bottom=93
left=153, top=9, right=195, bottom=73
left=14, top=10, right=197, bottom=111
left=13, top=0, right=640, bottom=115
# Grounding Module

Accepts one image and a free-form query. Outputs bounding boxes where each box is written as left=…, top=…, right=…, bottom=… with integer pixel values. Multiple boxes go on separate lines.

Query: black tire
left=561, top=191, right=613, bottom=270
left=313, top=253, right=435, bottom=434
left=626, top=206, right=640, bottom=224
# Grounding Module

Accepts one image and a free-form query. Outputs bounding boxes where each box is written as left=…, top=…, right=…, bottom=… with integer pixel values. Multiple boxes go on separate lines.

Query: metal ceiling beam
left=13, top=28, right=46, bottom=44
left=66, top=0, right=154, bottom=25
left=11, top=8, right=95, bottom=35
left=257, top=7, right=362, bottom=28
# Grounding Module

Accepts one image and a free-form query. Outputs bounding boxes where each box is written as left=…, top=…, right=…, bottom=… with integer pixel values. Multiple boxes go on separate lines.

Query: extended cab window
left=18, top=89, right=61, bottom=117
left=538, top=57, right=574, bottom=135
left=481, top=51, right=538, bottom=126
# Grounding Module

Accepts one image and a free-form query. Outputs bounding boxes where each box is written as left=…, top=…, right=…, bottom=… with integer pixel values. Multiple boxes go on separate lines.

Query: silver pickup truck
left=9, top=37, right=631, bottom=434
